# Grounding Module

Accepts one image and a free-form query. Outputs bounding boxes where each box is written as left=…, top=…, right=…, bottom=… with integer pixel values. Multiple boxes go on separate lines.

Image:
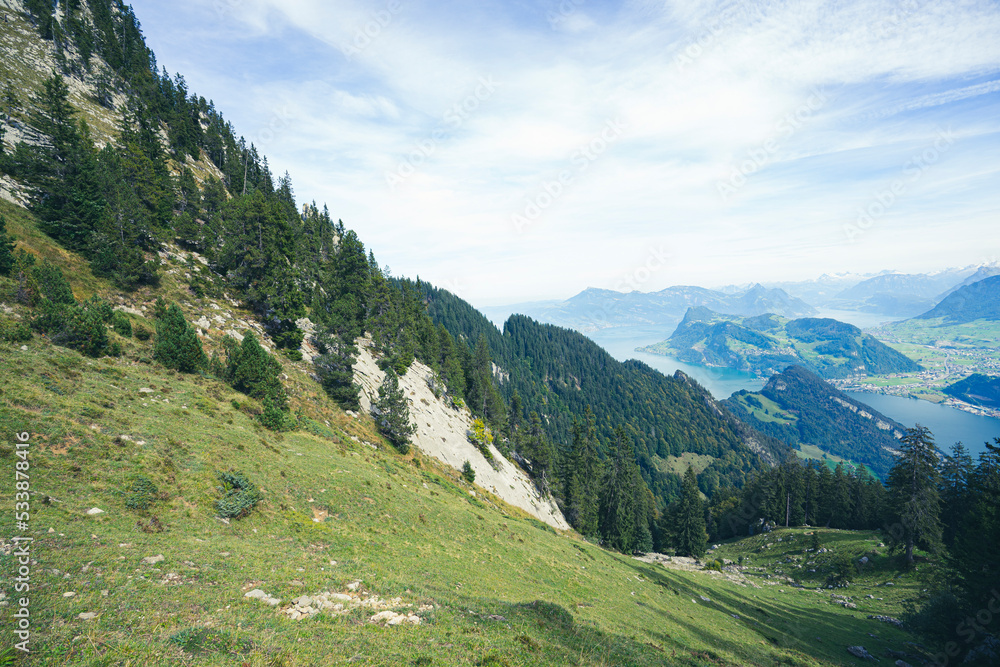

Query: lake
left=845, top=392, right=1000, bottom=459
left=585, top=325, right=1000, bottom=460
left=585, top=326, right=764, bottom=399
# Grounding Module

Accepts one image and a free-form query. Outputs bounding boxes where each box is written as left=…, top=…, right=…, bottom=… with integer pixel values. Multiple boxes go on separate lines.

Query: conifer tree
left=831, top=462, right=853, bottom=528
left=371, top=369, right=415, bottom=454
left=312, top=330, right=361, bottom=411
left=951, top=440, right=1000, bottom=627
left=940, top=442, right=974, bottom=549
left=565, top=408, right=600, bottom=536
left=226, top=332, right=286, bottom=408
left=522, top=411, right=556, bottom=492
left=0, top=216, right=15, bottom=276
left=886, top=425, right=943, bottom=565
left=599, top=429, right=644, bottom=553
left=17, top=74, right=104, bottom=249
left=154, top=303, right=208, bottom=373
left=676, top=466, right=708, bottom=558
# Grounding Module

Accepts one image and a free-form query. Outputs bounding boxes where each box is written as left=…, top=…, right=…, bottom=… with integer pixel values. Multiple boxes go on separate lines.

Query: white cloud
left=130, top=0, right=1000, bottom=305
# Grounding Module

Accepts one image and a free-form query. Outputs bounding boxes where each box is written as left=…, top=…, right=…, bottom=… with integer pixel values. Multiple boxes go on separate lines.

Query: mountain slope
left=724, top=365, right=906, bottom=478
left=485, top=283, right=816, bottom=332
left=943, top=373, right=1000, bottom=409
left=936, top=265, right=1000, bottom=300
left=642, top=308, right=922, bottom=379
left=828, top=269, right=977, bottom=316
left=915, top=275, right=1000, bottom=323
left=422, top=285, right=788, bottom=501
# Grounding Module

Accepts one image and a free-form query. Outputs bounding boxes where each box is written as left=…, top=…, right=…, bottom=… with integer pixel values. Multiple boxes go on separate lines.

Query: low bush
left=215, top=470, right=262, bottom=519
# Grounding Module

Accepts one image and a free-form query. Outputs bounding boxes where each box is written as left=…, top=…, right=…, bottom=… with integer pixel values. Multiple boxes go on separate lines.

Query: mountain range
left=482, top=283, right=816, bottom=332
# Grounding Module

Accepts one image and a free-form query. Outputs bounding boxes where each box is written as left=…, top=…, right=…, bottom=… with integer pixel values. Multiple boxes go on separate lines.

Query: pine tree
left=154, top=303, right=208, bottom=373
left=90, top=143, right=158, bottom=288
left=437, top=324, right=465, bottom=400
left=18, top=75, right=105, bottom=249
left=0, top=216, right=15, bottom=276
left=312, top=330, right=361, bottom=411
left=226, top=332, right=286, bottom=408
left=831, top=462, right=853, bottom=528
left=676, top=466, right=708, bottom=558
left=816, top=462, right=834, bottom=527
left=886, top=425, right=943, bottom=566
left=566, top=408, right=600, bottom=536
left=599, top=429, right=646, bottom=553
left=371, top=369, right=415, bottom=453
left=951, top=440, right=1000, bottom=629
left=940, top=442, right=974, bottom=549
left=522, top=411, right=556, bottom=493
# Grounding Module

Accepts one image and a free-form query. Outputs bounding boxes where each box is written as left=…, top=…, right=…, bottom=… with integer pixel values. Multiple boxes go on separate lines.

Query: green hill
left=724, top=366, right=906, bottom=479
left=943, top=373, right=1000, bottom=409
left=641, top=309, right=922, bottom=380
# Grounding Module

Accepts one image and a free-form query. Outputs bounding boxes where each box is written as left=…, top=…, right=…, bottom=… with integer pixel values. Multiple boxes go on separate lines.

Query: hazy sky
left=129, top=0, right=1000, bottom=307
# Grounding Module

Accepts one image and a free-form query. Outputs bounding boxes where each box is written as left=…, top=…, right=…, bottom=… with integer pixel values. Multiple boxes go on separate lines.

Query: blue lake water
left=586, top=325, right=1000, bottom=460
left=585, top=326, right=765, bottom=399
left=845, top=392, right=1000, bottom=459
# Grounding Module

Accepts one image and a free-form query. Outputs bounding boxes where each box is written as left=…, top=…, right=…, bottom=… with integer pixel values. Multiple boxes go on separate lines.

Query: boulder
left=847, top=646, right=876, bottom=661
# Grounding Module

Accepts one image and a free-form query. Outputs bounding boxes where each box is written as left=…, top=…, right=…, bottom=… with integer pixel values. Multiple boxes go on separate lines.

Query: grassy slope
left=0, top=338, right=928, bottom=667
left=0, top=198, right=111, bottom=301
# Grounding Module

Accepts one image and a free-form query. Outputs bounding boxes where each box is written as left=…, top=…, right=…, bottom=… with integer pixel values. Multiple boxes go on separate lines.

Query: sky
left=128, top=0, right=1000, bottom=307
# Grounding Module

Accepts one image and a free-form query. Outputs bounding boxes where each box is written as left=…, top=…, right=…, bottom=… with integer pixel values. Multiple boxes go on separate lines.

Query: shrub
left=134, top=324, right=151, bottom=341
left=48, top=297, right=114, bottom=357
left=226, top=334, right=285, bottom=405
left=0, top=317, right=31, bottom=343
left=283, top=348, right=302, bottom=361
left=152, top=296, right=168, bottom=320
left=154, top=303, right=207, bottom=372
left=461, top=460, right=476, bottom=484
left=123, top=475, right=159, bottom=510
left=467, top=418, right=496, bottom=464
left=32, top=260, right=75, bottom=306
left=10, top=251, right=39, bottom=306
left=111, top=310, right=132, bottom=337
left=215, top=471, right=262, bottom=519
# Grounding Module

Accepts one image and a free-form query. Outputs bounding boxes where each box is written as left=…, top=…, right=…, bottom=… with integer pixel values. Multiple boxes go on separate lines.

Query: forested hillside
left=421, top=285, right=788, bottom=504
left=0, top=0, right=786, bottom=557
left=725, top=366, right=906, bottom=479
